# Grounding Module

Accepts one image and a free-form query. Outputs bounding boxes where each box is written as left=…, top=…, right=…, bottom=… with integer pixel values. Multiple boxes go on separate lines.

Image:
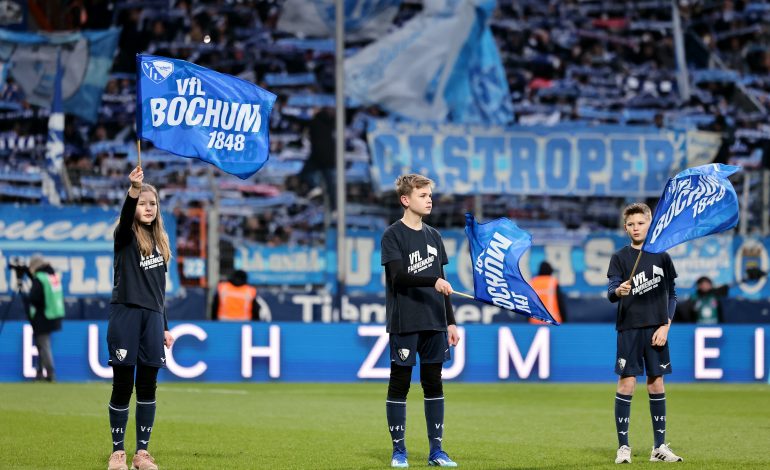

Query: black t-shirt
left=607, top=246, right=677, bottom=331
left=111, top=195, right=167, bottom=315
left=381, top=220, right=449, bottom=334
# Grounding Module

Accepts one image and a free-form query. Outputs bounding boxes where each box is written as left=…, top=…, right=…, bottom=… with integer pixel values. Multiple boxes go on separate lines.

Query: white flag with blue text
left=345, top=0, right=513, bottom=125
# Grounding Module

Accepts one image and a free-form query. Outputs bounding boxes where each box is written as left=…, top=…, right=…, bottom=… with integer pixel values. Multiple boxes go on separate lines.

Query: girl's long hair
left=133, top=184, right=172, bottom=263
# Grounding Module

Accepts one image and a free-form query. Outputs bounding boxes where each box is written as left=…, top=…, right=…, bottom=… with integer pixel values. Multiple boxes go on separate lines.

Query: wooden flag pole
left=628, top=249, right=643, bottom=281
left=136, top=139, right=142, bottom=168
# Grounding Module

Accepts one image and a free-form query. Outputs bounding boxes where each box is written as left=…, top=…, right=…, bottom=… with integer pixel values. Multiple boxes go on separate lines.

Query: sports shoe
left=428, top=450, right=458, bottom=467
left=615, top=445, right=632, bottom=464
left=108, top=450, right=128, bottom=470
left=650, top=443, right=683, bottom=462
left=131, top=450, right=159, bottom=470
left=391, top=449, right=409, bottom=468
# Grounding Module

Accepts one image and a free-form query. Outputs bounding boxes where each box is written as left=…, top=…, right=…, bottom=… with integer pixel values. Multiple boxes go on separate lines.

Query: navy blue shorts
left=615, top=326, right=672, bottom=377
left=390, top=330, right=450, bottom=367
left=107, top=304, right=166, bottom=368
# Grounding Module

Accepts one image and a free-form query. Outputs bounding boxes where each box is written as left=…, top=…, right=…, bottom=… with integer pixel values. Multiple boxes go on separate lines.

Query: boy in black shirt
left=607, top=203, right=683, bottom=464
left=381, top=174, right=460, bottom=468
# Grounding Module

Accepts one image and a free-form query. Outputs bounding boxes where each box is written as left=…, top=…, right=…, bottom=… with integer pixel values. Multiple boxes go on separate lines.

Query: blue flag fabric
left=464, top=213, right=559, bottom=324
left=137, top=54, right=277, bottom=179
left=642, top=163, right=741, bottom=254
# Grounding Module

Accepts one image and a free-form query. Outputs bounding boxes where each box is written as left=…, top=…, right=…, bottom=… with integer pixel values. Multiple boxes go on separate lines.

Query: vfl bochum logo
left=116, top=349, right=127, bottom=361
left=142, top=60, right=174, bottom=84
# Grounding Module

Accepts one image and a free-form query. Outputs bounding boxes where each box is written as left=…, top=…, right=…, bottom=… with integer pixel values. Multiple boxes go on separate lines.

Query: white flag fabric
left=278, top=0, right=401, bottom=41
left=345, top=0, right=513, bottom=125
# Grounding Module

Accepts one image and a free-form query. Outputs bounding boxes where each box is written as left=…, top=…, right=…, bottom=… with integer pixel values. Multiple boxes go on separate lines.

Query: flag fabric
left=642, top=163, right=741, bottom=253
left=136, top=54, right=277, bottom=179
left=277, top=0, right=401, bottom=41
left=345, top=0, right=513, bottom=125
left=42, top=52, right=65, bottom=205
left=0, top=28, right=120, bottom=122
left=464, top=213, right=559, bottom=324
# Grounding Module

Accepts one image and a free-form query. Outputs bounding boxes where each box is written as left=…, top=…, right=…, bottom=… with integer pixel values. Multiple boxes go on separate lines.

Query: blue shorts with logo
left=390, top=330, right=451, bottom=366
left=107, top=304, right=166, bottom=368
left=615, top=326, right=672, bottom=377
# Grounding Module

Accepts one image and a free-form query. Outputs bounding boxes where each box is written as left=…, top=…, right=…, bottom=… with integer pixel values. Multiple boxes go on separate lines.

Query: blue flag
left=464, top=213, right=559, bottom=325
left=137, top=54, right=277, bottom=179
left=642, top=163, right=741, bottom=253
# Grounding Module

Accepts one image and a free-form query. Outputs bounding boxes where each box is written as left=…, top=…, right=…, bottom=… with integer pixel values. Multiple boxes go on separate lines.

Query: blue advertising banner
left=234, top=231, right=770, bottom=300
left=0, top=322, right=766, bottom=383
left=367, top=121, right=721, bottom=196
left=0, top=204, right=179, bottom=296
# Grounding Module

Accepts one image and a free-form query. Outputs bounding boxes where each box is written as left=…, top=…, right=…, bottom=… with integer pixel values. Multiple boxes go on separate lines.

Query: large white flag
left=345, top=0, right=513, bottom=125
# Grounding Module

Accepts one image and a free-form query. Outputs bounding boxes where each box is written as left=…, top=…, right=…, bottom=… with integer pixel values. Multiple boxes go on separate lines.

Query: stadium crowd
left=0, top=0, right=768, bottom=274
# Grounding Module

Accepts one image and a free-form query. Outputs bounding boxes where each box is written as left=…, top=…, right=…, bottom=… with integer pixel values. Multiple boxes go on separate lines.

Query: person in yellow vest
left=212, top=270, right=260, bottom=321
left=529, top=261, right=566, bottom=324
left=21, top=255, right=65, bottom=382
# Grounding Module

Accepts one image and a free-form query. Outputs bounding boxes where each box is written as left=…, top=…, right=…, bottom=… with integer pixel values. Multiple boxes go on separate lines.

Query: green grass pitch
left=0, top=382, right=768, bottom=469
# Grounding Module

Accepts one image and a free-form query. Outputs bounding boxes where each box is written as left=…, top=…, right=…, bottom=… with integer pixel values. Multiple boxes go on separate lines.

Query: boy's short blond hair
left=622, top=202, right=652, bottom=222
left=395, top=174, right=434, bottom=208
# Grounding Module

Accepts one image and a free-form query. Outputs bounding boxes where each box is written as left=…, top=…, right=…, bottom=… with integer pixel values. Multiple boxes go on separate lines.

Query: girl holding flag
left=107, top=166, right=174, bottom=470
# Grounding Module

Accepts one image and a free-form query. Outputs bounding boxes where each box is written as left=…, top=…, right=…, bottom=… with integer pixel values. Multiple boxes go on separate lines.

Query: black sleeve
left=607, top=253, right=624, bottom=303
left=381, top=228, right=402, bottom=265
left=607, top=275, right=622, bottom=303
left=385, top=260, right=439, bottom=288
left=163, top=308, right=169, bottom=331
left=115, top=194, right=138, bottom=249
left=441, top=266, right=455, bottom=325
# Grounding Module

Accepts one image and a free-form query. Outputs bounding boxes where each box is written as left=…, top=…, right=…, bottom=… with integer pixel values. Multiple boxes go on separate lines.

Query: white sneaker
left=615, top=445, right=632, bottom=464
left=650, top=443, right=683, bottom=462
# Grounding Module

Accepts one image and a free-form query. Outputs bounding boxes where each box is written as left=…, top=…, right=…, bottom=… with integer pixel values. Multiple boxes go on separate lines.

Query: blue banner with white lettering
left=137, top=54, right=277, bottom=179
left=643, top=164, right=740, bottom=253
left=232, top=230, right=770, bottom=300
left=465, top=214, right=558, bottom=324
left=0, top=204, right=178, bottom=297
left=367, top=121, right=722, bottom=196
left=0, top=28, right=119, bottom=121
left=1, top=322, right=766, bottom=382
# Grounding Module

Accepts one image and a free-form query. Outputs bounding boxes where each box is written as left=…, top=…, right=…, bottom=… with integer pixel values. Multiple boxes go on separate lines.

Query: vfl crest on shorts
left=398, top=348, right=410, bottom=361
left=617, top=358, right=626, bottom=371
left=142, top=60, right=174, bottom=84
left=116, top=349, right=127, bottom=361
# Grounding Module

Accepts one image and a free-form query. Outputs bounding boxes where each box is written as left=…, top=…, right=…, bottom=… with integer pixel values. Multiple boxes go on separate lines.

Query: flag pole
left=628, top=250, right=643, bottom=281
left=452, top=291, right=475, bottom=300
left=136, top=139, right=142, bottom=168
